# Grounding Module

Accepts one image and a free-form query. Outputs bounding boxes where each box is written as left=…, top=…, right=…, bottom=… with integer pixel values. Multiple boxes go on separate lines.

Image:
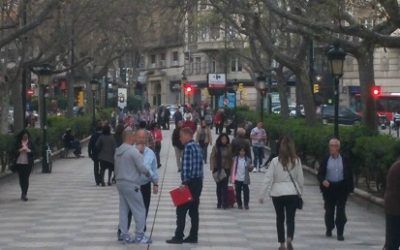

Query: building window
left=194, top=57, right=201, bottom=74
left=150, top=54, right=156, bottom=68
left=160, top=53, right=166, bottom=67
left=172, top=51, right=179, bottom=66
left=231, top=58, right=242, bottom=72
left=210, top=60, right=216, bottom=73
left=210, top=25, right=220, bottom=40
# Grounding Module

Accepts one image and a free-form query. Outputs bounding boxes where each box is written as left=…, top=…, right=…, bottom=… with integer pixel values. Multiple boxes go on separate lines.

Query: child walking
left=231, top=147, right=253, bottom=209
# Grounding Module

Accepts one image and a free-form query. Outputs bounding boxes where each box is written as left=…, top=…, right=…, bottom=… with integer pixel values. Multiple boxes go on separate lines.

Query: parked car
left=320, top=105, right=361, bottom=125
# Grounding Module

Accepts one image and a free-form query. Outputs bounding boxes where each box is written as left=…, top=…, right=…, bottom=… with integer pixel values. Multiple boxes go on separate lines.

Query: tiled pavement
left=0, top=129, right=385, bottom=250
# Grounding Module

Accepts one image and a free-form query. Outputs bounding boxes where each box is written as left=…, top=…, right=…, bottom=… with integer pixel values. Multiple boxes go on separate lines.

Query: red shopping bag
left=170, top=185, right=193, bottom=207
left=227, top=185, right=236, bottom=208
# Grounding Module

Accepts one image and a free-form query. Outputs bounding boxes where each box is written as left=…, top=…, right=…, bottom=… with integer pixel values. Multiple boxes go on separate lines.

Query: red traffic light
left=27, top=89, right=34, bottom=96
left=371, top=86, right=381, bottom=98
left=184, top=84, right=195, bottom=95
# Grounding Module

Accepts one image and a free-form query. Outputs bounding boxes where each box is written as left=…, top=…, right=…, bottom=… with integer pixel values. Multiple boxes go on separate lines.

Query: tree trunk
left=296, top=68, right=317, bottom=125
left=0, top=78, right=9, bottom=133
left=275, top=66, right=289, bottom=119
left=12, top=73, right=24, bottom=133
left=357, top=46, right=377, bottom=131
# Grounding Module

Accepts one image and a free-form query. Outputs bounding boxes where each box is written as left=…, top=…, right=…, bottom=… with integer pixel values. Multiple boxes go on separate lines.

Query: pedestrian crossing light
left=371, top=85, right=381, bottom=99
left=184, top=84, right=194, bottom=95
left=77, top=91, right=84, bottom=107
left=313, top=83, right=320, bottom=94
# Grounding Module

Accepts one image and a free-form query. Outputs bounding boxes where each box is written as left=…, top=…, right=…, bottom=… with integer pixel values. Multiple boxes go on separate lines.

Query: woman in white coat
left=259, top=136, right=304, bottom=250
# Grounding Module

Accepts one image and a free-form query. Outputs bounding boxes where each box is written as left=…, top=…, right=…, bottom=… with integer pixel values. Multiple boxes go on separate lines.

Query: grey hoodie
left=114, top=143, right=150, bottom=186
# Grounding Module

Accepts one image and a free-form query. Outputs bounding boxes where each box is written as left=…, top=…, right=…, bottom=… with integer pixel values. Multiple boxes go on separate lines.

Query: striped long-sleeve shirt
left=181, top=140, right=204, bottom=184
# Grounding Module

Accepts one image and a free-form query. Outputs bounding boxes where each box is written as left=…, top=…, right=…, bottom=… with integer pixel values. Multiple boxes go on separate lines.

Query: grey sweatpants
left=117, top=181, right=146, bottom=237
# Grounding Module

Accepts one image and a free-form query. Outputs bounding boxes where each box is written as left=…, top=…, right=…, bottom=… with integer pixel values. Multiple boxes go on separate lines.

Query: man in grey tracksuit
left=114, top=129, right=155, bottom=244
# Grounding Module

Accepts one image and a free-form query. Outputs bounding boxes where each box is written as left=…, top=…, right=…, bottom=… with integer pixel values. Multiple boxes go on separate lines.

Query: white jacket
left=259, top=157, right=304, bottom=198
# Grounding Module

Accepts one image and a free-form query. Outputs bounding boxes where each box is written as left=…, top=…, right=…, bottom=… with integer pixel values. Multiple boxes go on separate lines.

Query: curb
left=302, top=165, right=384, bottom=207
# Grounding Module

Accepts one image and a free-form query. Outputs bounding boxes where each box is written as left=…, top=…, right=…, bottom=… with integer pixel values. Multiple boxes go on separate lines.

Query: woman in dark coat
left=96, top=125, right=117, bottom=186
left=13, top=130, right=35, bottom=201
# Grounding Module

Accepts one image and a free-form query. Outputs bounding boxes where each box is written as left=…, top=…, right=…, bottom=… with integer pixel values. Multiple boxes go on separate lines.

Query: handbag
left=212, top=168, right=227, bottom=183
left=288, top=167, right=303, bottom=210
left=170, top=185, right=193, bottom=207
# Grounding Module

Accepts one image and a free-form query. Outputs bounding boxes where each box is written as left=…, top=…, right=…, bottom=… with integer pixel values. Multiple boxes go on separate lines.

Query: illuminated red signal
left=184, top=84, right=195, bottom=95
left=371, top=86, right=381, bottom=98
left=27, top=89, right=34, bottom=97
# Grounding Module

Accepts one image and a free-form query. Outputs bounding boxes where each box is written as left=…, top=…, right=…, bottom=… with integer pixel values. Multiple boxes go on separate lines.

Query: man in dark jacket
left=88, top=121, right=103, bottom=186
left=231, top=127, right=251, bottom=159
left=172, top=121, right=184, bottom=172
left=384, top=160, right=400, bottom=250
left=173, top=109, right=183, bottom=125
left=317, top=138, right=354, bottom=241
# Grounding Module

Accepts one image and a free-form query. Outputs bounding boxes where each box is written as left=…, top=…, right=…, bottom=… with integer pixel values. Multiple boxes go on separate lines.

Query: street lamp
left=256, top=73, right=268, bottom=122
left=181, top=71, right=187, bottom=106
left=327, top=42, right=346, bottom=138
left=31, top=64, right=54, bottom=173
left=90, top=79, right=98, bottom=130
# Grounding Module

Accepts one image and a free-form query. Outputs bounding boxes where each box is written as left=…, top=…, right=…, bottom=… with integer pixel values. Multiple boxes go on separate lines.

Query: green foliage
left=127, top=95, right=143, bottom=113
left=237, top=110, right=399, bottom=191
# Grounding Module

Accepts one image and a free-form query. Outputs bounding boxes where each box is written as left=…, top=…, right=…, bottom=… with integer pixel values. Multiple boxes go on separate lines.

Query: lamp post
left=181, top=72, right=187, bottom=106
left=90, top=79, right=98, bottom=130
left=233, top=82, right=239, bottom=108
left=31, top=64, right=54, bottom=173
left=256, top=73, right=268, bottom=122
left=327, top=42, right=346, bottom=138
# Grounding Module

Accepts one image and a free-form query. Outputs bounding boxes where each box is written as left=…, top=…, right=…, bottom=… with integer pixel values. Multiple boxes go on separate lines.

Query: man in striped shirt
left=166, top=127, right=204, bottom=244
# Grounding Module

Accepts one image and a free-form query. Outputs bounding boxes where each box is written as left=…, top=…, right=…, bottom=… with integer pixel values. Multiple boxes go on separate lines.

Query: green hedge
left=0, top=110, right=111, bottom=174
left=237, top=111, right=400, bottom=191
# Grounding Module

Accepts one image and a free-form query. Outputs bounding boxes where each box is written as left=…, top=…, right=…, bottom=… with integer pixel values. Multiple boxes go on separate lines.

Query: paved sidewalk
left=0, top=129, right=385, bottom=250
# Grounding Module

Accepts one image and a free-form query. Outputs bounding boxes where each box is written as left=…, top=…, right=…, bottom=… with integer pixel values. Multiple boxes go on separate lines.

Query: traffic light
left=313, top=83, right=320, bottom=94
left=27, top=88, right=34, bottom=97
left=184, top=84, right=194, bottom=95
left=77, top=91, right=84, bottom=107
left=371, top=85, right=381, bottom=98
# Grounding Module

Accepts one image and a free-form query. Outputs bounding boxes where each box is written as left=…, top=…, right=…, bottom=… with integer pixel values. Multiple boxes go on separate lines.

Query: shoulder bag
left=288, top=166, right=303, bottom=210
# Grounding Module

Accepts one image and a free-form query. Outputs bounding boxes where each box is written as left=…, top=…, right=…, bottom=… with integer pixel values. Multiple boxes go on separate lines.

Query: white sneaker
left=136, top=235, right=152, bottom=244
left=253, top=168, right=258, bottom=173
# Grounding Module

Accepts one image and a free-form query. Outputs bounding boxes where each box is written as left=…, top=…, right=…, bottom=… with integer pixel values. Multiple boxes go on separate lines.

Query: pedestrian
left=263, top=138, right=281, bottom=169
left=150, top=123, right=163, bottom=168
left=214, top=109, right=224, bottom=134
left=166, top=127, right=204, bottom=244
left=172, top=121, right=185, bottom=172
left=231, top=147, right=253, bottom=209
left=259, top=136, right=304, bottom=250
left=12, top=130, right=35, bottom=201
left=138, top=121, right=155, bottom=150
left=114, top=129, right=154, bottom=244
left=384, top=160, right=400, bottom=250
left=317, top=138, right=354, bottom=241
left=210, top=133, right=232, bottom=209
left=182, top=113, right=196, bottom=133
left=231, top=127, right=252, bottom=159
left=250, top=122, right=267, bottom=172
left=173, top=108, right=183, bottom=125
left=96, top=125, right=117, bottom=186
left=164, top=107, right=171, bottom=130
left=195, top=120, right=212, bottom=164
left=88, top=121, right=103, bottom=186
left=62, top=128, right=82, bottom=157
left=114, top=122, right=125, bottom=147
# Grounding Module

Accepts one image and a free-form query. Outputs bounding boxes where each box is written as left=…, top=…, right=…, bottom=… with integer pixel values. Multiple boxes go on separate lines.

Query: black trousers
left=16, top=164, right=32, bottom=196
left=155, top=143, right=161, bottom=168
left=92, top=159, right=100, bottom=185
left=385, top=214, right=400, bottom=250
left=216, top=172, right=229, bottom=208
left=127, top=181, right=152, bottom=231
left=235, top=180, right=249, bottom=207
left=199, top=143, right=208, bottom=163
left=174, top=177, right=203, bottom=240
left=322, top=181, right=348, bottom=236
left=272, top=195, right=298, bottom=243
left=99, top=160, right=114, bottom=184
left=217, top=123, right=224, bottom=134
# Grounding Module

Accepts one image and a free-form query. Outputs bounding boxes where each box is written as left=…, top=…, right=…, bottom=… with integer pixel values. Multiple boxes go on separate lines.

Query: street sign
left=118, top=88, right=127, bottom=109
left=208, top=73, right=226, bottom=88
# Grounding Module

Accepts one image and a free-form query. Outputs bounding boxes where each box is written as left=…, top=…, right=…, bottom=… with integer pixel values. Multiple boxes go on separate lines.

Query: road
left=0, top=128, right=385, bottom=250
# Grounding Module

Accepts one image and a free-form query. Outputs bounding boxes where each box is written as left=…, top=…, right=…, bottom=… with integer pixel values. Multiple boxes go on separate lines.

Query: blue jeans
left=253, top=146, right=264, bottom=169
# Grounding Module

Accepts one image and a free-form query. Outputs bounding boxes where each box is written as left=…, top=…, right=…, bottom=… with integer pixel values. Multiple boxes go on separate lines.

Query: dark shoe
left=244, top=205, right=249, bottom=210
left=326, top=230, right=332, bottom=237
left=238, top=205, right=243, bottom=209
left=217, top=204, right=221, bottom=209
left=112, top=178, right=116, bottom=184
left=183, top=237, right=198, bottom=243
left=101, top=182, right=105, bottom=187
left=107, top=182, right=112, bottom=186
left=21, top=195, right=28, bottom=201
left=337, top=235, right=344, bottom=241
left=117, top=229, right=123, bottom=241
left=287, top=240, right=293, bottom=250
left=166, top=237, right=183, bottom=244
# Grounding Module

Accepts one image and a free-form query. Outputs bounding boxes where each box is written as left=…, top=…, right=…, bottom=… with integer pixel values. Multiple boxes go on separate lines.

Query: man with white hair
left=182, top=112, right=197, bottom=133
left=318, top=138, right=354, bottom=241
